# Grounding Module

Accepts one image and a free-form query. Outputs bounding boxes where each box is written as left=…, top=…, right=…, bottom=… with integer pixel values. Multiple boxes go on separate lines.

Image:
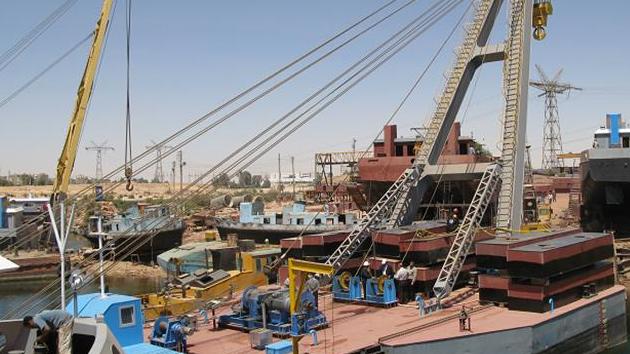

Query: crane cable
left=4, top=0, right=463, bottom=317
left=0, top=0, right=411, bottom=254
left=0, top=0, right=79, bottom=72
left=124, top=0, right=134, bottom=191
left=0, top=32, right=94, bottom=109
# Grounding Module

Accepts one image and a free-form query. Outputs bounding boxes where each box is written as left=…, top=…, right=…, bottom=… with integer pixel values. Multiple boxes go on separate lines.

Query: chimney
left=384, top=125, right=397, bottom=157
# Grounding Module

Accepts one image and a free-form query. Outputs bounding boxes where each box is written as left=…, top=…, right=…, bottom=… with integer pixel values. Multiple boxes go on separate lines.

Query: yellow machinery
left=141, top=250, right=277, bottom=321
left=287, top=258, right=334, bottom=354
left=51, top=0, right=113, bottom=201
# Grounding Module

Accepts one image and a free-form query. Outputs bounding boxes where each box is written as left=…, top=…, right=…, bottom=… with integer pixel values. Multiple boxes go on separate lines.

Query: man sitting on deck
left=23, top=309, right=72, bottom=354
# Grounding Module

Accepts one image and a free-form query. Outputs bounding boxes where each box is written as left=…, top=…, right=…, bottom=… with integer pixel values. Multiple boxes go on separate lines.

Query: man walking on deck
left=394, top=264, right=411, bottom=303
left=23, top=309, right=72, bottom=353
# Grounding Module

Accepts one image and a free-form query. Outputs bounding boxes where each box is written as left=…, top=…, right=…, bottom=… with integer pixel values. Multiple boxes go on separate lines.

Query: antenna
left=85, top=141, right=115, bottom=182
left=530, top=65, right=582, bottom=171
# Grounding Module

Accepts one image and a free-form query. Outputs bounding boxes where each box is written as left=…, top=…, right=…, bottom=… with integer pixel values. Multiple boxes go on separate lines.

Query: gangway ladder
left=433, top=163, right=502, bottom=303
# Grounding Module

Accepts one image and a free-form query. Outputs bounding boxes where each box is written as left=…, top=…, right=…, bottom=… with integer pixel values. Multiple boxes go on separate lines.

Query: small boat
left=84, top=204, right=185, bottom=263
left=217, top=201, right=356, bottom=244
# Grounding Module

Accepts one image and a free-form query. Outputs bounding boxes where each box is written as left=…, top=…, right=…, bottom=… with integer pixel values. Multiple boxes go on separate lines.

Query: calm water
left=0, top=277, right=163, bottom=318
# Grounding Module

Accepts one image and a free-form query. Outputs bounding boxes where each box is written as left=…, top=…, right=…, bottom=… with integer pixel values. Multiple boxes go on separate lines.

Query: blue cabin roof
left=71, top=293, right=139, bottom=316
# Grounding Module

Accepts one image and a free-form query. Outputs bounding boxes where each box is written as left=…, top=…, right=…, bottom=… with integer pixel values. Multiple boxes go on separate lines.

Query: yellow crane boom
left=52, top=0, right=113, bottom=201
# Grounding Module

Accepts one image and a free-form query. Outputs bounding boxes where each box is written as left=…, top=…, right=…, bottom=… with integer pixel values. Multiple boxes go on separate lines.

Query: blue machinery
left=150, top=316, right=194, bottom=352
left=332, top=273, right=397, bottom=306
left=218, top=286, right=327, bottom=336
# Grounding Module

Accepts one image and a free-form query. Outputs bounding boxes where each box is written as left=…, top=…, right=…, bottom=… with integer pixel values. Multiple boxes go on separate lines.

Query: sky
left=0, top=0, right=629, bottom=182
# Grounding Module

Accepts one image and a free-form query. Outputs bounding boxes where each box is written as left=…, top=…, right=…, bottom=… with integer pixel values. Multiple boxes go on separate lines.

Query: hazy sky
left=1, top=0, right=629, bottom=181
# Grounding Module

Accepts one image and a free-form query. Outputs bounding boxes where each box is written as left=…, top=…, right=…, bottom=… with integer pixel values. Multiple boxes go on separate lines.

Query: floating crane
left=324, top=0, right=550, bottom=305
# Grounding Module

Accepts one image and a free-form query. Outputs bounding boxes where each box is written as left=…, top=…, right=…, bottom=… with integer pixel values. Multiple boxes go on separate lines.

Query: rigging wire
left=4, top=0, right=465, bottom=317
left=124, top=0, right=134, bottom=191
left=2, top=0, right=460, bottom=264
left=0, top=0, right=79, bottom=72
left=0, top=32, right=93, bottom=109
left=0, top=0, right=411, bottom=254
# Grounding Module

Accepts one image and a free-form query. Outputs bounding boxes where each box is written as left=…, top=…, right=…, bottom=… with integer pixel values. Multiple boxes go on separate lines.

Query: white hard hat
left=363, top=261, right=369, bottom=267
left=381, top=259, right=387, bottom=265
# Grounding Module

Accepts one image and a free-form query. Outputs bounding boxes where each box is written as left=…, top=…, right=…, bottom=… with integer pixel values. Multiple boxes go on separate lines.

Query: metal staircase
left=433, top=163, right=502, bottom=301
left=496, top=0, right=529, bottom=230
left=326, top=0, right=499, bottom=272
left=386, top=0, right=497, bottom=229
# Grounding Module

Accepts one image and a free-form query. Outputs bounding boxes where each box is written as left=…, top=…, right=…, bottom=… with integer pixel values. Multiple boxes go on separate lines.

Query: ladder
left=433, top=163, right=502, bottom=302
left=326, top=0, right=498, bottom=272
left=386, top=0, right=496, bottom=228
left=325, top=166, right=419, bottom=270
left=496, top=0, right=527, bottom=229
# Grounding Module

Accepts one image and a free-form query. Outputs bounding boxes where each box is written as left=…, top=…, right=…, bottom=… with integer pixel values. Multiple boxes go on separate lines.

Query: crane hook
left=125, top=167, right=134, bottom=191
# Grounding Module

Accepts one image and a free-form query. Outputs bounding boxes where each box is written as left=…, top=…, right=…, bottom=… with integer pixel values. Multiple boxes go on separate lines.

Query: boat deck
left=183, top=285, right=625, bottom=353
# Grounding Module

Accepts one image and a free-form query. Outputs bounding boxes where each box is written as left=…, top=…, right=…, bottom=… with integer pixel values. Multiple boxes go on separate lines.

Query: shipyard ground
left=179, top=285, right=626, bottom=354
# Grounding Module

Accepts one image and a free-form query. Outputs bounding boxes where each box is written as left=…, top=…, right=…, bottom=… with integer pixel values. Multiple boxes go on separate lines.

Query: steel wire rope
left=5, top=0, right=462, bottom=317
left=0, top=32, right=94, bottom=109
left=58, top=0, right=414, bottom=198
left=0, top=0, right=408, bottom=250
left=0, top=0, right=80, bottom=72
left=0, top=0, right=121, bottom=252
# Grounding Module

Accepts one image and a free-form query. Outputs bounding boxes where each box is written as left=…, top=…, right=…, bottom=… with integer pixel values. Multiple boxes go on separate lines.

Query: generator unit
left=218, top=286, right=327, bottom=336
left=332, top=272, right=362, bottom=302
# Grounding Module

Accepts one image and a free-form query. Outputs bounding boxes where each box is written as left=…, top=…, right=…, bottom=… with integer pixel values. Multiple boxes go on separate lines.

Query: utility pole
left=146, top=140, right=173, bottom=183
left=177, top=150, right=186, bottom=192
left=277, top=153, right=282, bottom=191
left=171, top=161, right=176, bottom=192
left=291, top=156, right=296, bottom=199
left=530, top=65, right=581, bottom=171
left=85, top=141, right=114, bottom=182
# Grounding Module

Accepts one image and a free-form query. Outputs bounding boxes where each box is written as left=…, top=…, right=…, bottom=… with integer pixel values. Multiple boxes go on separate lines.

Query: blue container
left=266, top=340, right=292, bottom=354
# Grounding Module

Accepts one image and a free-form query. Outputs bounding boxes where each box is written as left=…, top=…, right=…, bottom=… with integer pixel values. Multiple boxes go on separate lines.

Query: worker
left=447, top=214, right=460, bottom=232
left=306, top=274, right=321, bottom=308
left=394, top=264, right=411, bottom=303
left=408, top=261, right=418, bottom=302
left=283, top=277, right=290, bottom=288
left=458, top=306, right=470, bottom=331
left=23, top=310, right=72, bottom=353
left=359, top=261, right=373, bottom=298
left=378, top=259, right=394, bottom=278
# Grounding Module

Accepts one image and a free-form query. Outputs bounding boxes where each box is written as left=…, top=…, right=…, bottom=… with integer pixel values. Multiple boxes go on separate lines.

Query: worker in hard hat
left=359, top=260, right=373, bottom=298
left=378, top=259, right=394, bottom=278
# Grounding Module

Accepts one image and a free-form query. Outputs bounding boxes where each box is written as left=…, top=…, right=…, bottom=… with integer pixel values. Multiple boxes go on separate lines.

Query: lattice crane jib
left=495, top=0, right=533, bottom=231
left=326, top=0, right=510, bottom=273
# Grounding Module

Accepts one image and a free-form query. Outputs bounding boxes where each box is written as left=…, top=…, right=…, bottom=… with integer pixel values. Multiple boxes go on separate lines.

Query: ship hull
left=82, top=226, right=185, bottom=263
left=580, top=154, right=630, bottom=236
left=217, top=222, right=351, bottom=244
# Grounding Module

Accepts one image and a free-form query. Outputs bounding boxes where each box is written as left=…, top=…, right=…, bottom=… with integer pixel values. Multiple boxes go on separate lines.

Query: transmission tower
left=85, top=141, right=114, bottom=181
left=146, top=140, right=173, bottom=183
left=530, top=65, right=581, bottom=171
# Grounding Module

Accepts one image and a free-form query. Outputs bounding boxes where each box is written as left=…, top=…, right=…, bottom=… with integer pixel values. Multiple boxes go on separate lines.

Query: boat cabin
left=67, top=293, right=178, bottom=353
left=239, top=201, right=355, bottom=226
